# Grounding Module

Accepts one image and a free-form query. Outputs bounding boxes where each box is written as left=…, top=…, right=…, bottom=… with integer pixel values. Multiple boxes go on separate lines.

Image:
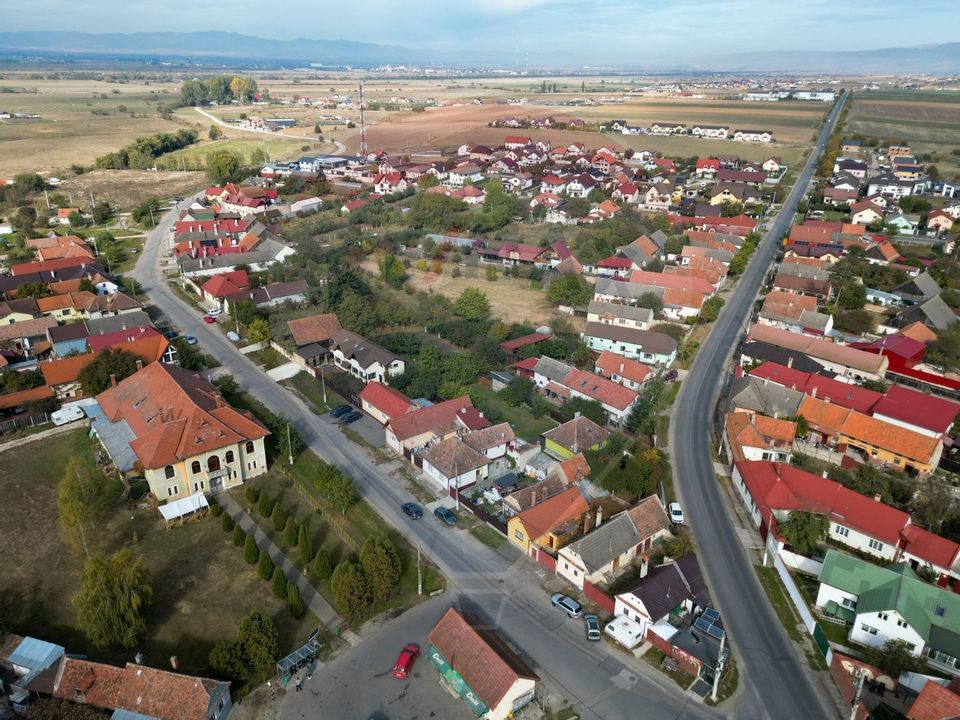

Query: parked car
left=668, top=501, right=685, bottom=525
left=163, top=330, right=178, bottom=340
left=584, top=614, right=601, bottom=641
left=184, top=336, right=198, bottom=345
left=226, top=331, right=241, bottom=342
left=391, top=643, right=420, bottom=679
left=207, top=308, right=223, bottom=316
left=339, top=411, right=363, bottom=425
left=51, top=405, right=85, bottom=426
left=434, top=507, right=457, bottom=526
left=329, top=404, right=353, bottom=418
left=401, top=502, right=423, bottom=519
left=665, top=369, right=679, bottom=382
left=550, top=593, right=583, bottom=618
left=203, top=315, right=216, bottom=324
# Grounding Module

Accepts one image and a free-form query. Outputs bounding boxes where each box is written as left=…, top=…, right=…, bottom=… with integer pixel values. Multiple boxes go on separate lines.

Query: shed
left=158, top=492, right=209, bottom=525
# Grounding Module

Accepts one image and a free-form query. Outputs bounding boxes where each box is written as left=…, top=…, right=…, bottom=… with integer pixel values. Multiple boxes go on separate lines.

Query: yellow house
left=507, top=486, right=589, bottom=554
left=541, top=416, right=610, bottom=460
left=837, top=413, right=942, bottom=476
left=37, top=291, right=95, bottom=322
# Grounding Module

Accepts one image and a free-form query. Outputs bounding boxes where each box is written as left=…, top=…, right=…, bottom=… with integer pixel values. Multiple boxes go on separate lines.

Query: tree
left=15, top=281, right=52, bottom=299
left=230, top=299, right=261, bottom=327
left=419, top=174, right=439, bottom=189
left=26, top=699, right=110, bottom=720
left=314, top=464, right=359, bottom=514
left=311, top=549, right=333, bottom=583
left=78, top=347, right=141, bottom=395
left=330, top=561, right=371, bottom=619
left=284, top=517, right=298, bottom=546
left=92, top=202, right=113, bottom=225
left=912, top=474, right=955, bottom=533
left=337, top=290, right=380, bottom=337
left=298, top=523, right=313, bottom=566
left=665, top=529, right=697, bottom=558
left=378, top=254, right=406, bottom=288
left=272, top=414, right=304, bottom=462
left=565, top=197, right=591, bottom=218
left=559, top=397, right=607, bottom=426
left=926, top=325, right=960, bottom=373
left=778, top=511, right=828, bottom=555
left=547, top=273, right=593, bottom=306
left=257, top=492, right=274, bottom=518
left=698, top=296, right=725, bottom=323
left=485, top=265, right=498, bottom=282
left=865, top=639, right=925, bottom=678
left=728, top=239, right=757, bottom=276
left=636, top=292, right=664, bottom=314
left=209, top=610, right=279, bottom=688
left=501, top=376, right=534, bottom=407
left=626, top=377, right=666, bottom=436
left=453, top=287, right=491, bottom=321
left=13, top=205, right=37, bottom=231
left=834, top=309, right=875, bottom=335
left=271, top=504, right=286, bottom=532
left=221, top=512, right=235, bottom=532
left=248, top=317, right=271, bottom=343
left=74, top=549, right=152, bottom=649
left=359, top=535, right=403, bottom=603
left=232, top=525, right=245, bottom=546
left=58, top=458, right=118, bottom=554
left=209, top=124, right=223, bottom=140
left=271, top=567, right=287, bottom=599
left=206, top=149, right=243, bottom=185
left=244, top=535, right=260, bottom=564
left=287, top=581, right=306, bottom=618
left=257, top=551, right=274, bottom=581
left=837, top=282, right=866, bottom=310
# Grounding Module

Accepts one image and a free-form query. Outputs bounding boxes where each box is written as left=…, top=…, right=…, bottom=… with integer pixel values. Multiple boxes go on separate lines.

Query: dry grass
left=59, top=169, right=206, bottom=211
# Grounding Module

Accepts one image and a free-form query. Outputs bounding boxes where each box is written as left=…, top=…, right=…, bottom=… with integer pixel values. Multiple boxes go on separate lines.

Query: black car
left=665, top=369, right=679, bottom=382
left=401, top=502, right=423, bottom=519
left=162, top=330, right=178, bottom=340
left=339, top=411, right=363, bottom=425
left=330, top=404, right=353, bottom=418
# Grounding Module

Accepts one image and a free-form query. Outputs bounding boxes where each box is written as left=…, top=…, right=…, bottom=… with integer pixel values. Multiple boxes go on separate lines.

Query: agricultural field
left=162, top=136, right=316, bottom=167
left=845, top=89, right=960, bottom=178
left=59, top=169, right=206, bottom=211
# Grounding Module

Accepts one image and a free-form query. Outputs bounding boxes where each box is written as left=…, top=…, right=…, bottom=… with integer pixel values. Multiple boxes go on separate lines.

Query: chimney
left=134, top=652, right=144, bottom=665
left=640, top=554, right=650, bottom=578
left=530, top=490, right=537, bottom=506
left=574, top=411, right=581, bottom=419
left=595, top=505, right=603, bottom=529
left=583, top=510, right=591, bottom=535
left=822, top=470, right=828, bottom=479
left=169, top=656, right=178, bottom=670
left=874, top=493, right=882, bottom=502
left=787, top=356, right=793, bottom=369
left=109, top=373, right=117, bottom=388
left=135, top=359, right=143, bottom=371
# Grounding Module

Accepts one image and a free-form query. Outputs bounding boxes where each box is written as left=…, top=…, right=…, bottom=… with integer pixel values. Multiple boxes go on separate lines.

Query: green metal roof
left=819, top=550, right=960, bottom=656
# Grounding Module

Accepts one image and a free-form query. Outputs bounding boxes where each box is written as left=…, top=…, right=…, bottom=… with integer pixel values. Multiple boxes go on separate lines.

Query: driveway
left=319, top=410, right=386, bottom=448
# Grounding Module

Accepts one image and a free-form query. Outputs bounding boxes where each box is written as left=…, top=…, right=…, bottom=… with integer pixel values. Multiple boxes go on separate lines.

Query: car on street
left=584, top=614, right=601, bottom=641
left=203, top=315, right=216, bottom=324
left=391, top=643, right=420, bottom=679
left=184, top=336, right=198, bottom=345
left=668, top=501, right=685, bottom=525
left=434, top=507, right=457, bottom=526
left=339, top=410, right=363, bottom=425
left=329, top=404, right=353, bottom=418
left=550, top=593, right=583, bottom=618
left=401, top=502, right=423, bottom=519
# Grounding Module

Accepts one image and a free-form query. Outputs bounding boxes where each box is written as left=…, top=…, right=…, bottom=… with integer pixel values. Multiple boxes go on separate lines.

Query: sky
left=2, top=0, right=958, bottom=64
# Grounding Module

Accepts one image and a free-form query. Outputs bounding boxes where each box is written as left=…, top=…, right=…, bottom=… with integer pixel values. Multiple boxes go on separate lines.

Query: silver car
left=550, top=593, right=583, bottom=618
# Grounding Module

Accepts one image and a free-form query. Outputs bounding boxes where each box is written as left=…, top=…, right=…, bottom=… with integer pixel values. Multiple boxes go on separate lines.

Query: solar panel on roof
left=707, top=625, right=725, bottom=641
left=703, top=608, right=720, bottom=622
left=694, top=617, right=713, bottom=634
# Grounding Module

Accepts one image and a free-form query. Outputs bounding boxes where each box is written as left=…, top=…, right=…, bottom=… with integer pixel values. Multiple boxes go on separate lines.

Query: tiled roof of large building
left=358, top=381, right=414, bottom=420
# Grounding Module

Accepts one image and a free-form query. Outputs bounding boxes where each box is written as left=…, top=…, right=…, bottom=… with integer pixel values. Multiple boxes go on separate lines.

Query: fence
left=779, top=547, right=824, bottom=576
left=0, top=412, right=50, bottom=435
left=450, top=487, right=509, bottom=534
left=529, top=545, right=557, bottom=573
left=583, top=579, right=616, bottom=615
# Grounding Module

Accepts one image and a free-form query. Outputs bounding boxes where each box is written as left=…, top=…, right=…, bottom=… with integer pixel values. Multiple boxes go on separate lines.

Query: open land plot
left=59, top=169, right=206, bottom=211
left=611, top=132, right=803, bottom=164
left=165, top=136, right=316, bottom=166
left=0, top=429, right=319, bottom=674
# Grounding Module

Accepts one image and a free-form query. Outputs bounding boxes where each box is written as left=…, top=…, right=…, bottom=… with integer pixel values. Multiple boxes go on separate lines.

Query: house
left=507, top=485, right=589, bottom=554
left=462, top=422, right=516, bottom=462
left=594, top=351, right=653, bottom=391
left=691, top=124, right=729, bottom=139
left=928, top=209, right=956, bottom=234
left=896, top=295, right=958, bottom=332
left=0, top=297, right=39, bottom=325
left=834, top=158, right=868, bottom=179
left=26, top=234, right=95, bottom=262
left=556, top=368, right=640, bottom=425
left=502, top=473, right=570, bottom=517
left=581, top=323, right=678, bottom=366
left=329, top=330, right=404, bottom=383
left=695, top=158, right=720, bottom=177
left=51, top=655, right=231, bottom=720
left=613, top=555, right=710, bottom=639
left=726, top=375, right=804, bottom=418
left=200, top=270, right=250, bottom=306
left=885, top=213, right=921, bottom=234
left=758, top=290, right=833, bottom=335
left=341, top=199, right=368, bottom=214
left=447, top=165, right=485, bottom=188
left=426, top=609, right=538, bottom=720
left=92, top=362, right=270, bottom=500
left=815, top=550, right=960, bottom=669
left=372, top=172, right=407, bottom=195
left=771, top=273, right=832, bottom=300
left=734, top=462, right=960, bottom=585
left=557, top=496, right=672, bottom=590
left=85, top=291, right=142, bottom=319
left=586, top=301, right=653, bottom=330
left=0, top=316, right=59, bottom=358
left=36, top=291, right=96, bottom=322
left=541, top=415, right=610, bottom=458
left=386, top=396, right=474, bottom=456
left=908, top=679, right=960, bottom=720
left=722, top=408, right=796, bottom=463
left=286, top=313, right=342, bottom=371
left=358, top=381, right=414, bottom=425
left=47, top=322, right=89, bottom=357
left=871, top=384, right=960, bottom=439
left=55, top=207, right=80, bottom=225
left=421, top=436, right=491, bottom=493
left=894, top=271, right=941, bottom=305
left=749, top=361, right=882, bottom=414
left=746, top=324, right=888, bottom=382
left=733, top=129, right=773, bottom=143
left=222, top=280, right=309, bottom=313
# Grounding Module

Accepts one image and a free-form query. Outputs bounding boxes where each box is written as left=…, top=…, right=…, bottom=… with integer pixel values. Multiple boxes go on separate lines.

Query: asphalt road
left=669, top=92, right=847, bottom=720
left=194, top=106, right=347, bottom=154
left=134, top=212, right=717, bottom=720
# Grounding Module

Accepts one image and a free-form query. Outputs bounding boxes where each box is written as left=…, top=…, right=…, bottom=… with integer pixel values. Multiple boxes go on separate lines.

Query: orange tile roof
left=594, top=351, right=653, bottom=386
left=358, top=381, right=414, bottom=420
left=37, top=291, right=96, bottom=313
left=839, top=411, right=941, bottom=464
left=515, top=486, right=589, bottom=541
left=763, top=290, right=817, bottom=312
left=287, top=313, right=342, bottom=346
left=725, top=412, right=796, bottom=463
left=96, top=363, right=269, bottom=470
left=798, top=395, right=854, bottom=435
left=0, top=384, right=54, bottom=410
left=388, top=396, right=473, bottom=441
left=561, top=368, right=638, bottom=411
left=908, top=679, right=960, bottom=720
left=557, top=452, right=590, bottom=483
left=901, top=321, right=938, bottom=344
left=39, top=353, right=97, bottom=387
left=662, top=287, right=706, bottom=310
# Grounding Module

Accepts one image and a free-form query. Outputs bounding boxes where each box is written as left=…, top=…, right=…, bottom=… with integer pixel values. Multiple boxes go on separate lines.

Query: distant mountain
left=716, top=42, right=960, bottom=74
left=0, top=30, right=420, bottom=66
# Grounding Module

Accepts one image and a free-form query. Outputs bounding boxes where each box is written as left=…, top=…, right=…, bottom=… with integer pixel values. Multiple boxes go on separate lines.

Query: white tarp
left=159, top=492, right=209, bottom=523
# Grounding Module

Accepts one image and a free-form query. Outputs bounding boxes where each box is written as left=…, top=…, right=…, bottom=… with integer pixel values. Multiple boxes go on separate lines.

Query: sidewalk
left=218, top=493, right=360, bottom=646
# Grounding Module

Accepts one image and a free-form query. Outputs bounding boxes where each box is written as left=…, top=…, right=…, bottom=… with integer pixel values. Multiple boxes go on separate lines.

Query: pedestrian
left=295, top=676, right=302, bottom=692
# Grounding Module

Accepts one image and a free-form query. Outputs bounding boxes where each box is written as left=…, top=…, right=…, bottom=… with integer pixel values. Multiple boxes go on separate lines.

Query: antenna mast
left=359, top=79, right=367, bottom=157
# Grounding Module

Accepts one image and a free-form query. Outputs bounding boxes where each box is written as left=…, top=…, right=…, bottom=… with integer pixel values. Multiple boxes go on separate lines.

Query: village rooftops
left=747, top=324, right=887, bottom=376
left=582, top=323, right=678, bottom=356
left=388, top=396, right=473, bottom=442
left=420, top=436, right=489, bottom=478
left=462, top=422, right=516, bottom=453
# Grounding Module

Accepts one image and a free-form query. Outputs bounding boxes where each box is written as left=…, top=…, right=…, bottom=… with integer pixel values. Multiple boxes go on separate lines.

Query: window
left=191, top=461, right=201, bottom=474
left=860, top=624, right=878, bottom=636
left=514, top=530, right=525, bottom=541
left=573, top=569, right=578, bottom=577
left=167, top=485, right=179, bottom=497
left=868, top=539, right=884, bottom=552
left=193, top=481, right=204, bottom=492
left=245, top=441, right=255, bottom=454
left=878, top=612, right=888, bottom=621
left=563, top=563, right=569, bottom=570
left=896, top=619, right=908, bottom=628
left=207, top=455, right=221, bottom=472
left=834, top=525, right=849, bottom=538
left=842, top=598, right=857, bottom=610
left=164, top=465, right=175, bottom=479
left=225, top=450, right=235, bottom=464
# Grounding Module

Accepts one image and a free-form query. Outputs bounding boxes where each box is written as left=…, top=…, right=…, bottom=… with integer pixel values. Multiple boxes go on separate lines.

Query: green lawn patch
left=469, top=524, right=507, bottom=550
left=469, top=384, right=557, bottom=441
left=754, top=566, right=805, bottom=643
left=246, top=346, right=288, bottom=370
left=642, top=647, right=693, bottom=690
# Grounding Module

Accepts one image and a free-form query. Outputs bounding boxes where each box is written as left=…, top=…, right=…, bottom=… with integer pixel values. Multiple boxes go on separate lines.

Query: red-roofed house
left=722, top=412, right=796, bottom=464
left=385, top=396, right=474, bottom=456
left=733, top=461, right=960, bottom=584
left=508, top=486, right=589, bottom=554
left=373, top=172, right=408, bottom=195
left=749, top=362, right=883, bottom=414
left=499, top=332, right=551, bottom=355
left=594, top=351, right=653, bottom=391
left=200, top=270, right=250, bottom=305
left=359, top=381, right=415, bottom=425
left=559, top=368, right=639, bottom=424
left=629, top=270, right=715, bottom=297
left=908, top=679, right=960, bottom=720
left=695, top=158, right=720, bottom=177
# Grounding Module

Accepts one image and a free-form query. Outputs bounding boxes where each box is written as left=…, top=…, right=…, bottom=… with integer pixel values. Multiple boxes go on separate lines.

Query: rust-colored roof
left=37, top=291, right=96, bottom=313
left=0, top=384, right=54, bottom=410
left=839, top=410, right=941, bottom=465
left=514, top=486, right=588, bottom=541
left=626, top=495, right=672, bottom=539
left=798, top=395, right=854, bottom=435
left=557, top=452, right=590, bottom=483
left=358, top=381, right=413, bottom=420
left=54, top=657, right=126, bottom=708
left=287, top=313, right=342, bottom=346
left=901, top=321, right=938, bottom=344
left=427, top=609, right=538, bottom=710
left=908, top=679, right=960, bottom=720
left=594, top=351, right=653, bottom=386
left=0, top=316, right=59, bottom=341
left=725, top=412, right=796, bottom=463
left=39, top=353, right=97, bottom=387
left=462, top=422, right=516, bottom=453
left=561, top=368, right=639, bottom=411
left=542, top=415, right=610, bottom=453
left=662, top=287, right=706, bottom=310
left=96, top=363, right=268, bottom=470
left=388, top=396, right=473, bottom=442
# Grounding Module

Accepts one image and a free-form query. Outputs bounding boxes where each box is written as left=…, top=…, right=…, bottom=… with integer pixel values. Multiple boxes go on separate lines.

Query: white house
left=420, top=436, right=490, bottom=493
left=613, top=555, right=709, bottom=639
left=446, top=165, right=484, bottom=188
left=691, top=124, right=729, bottom=139
left=329, top=330, right=404, bottom=384
left=733, top=129, right=773, bottom=143
left=586, top=301, right=653, bottom=331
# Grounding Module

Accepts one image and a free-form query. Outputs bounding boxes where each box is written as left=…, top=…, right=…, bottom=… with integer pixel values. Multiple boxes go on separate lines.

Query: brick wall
left=582, top=579, right=615, bottom=615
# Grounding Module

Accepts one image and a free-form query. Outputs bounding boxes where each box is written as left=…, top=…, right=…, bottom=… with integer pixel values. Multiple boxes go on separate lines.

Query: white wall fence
left=779, top=547, right=824, bottom=576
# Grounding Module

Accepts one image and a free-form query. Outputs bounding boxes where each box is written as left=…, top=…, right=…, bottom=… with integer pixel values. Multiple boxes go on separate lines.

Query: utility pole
left=287, top=423, right=293, bottom=466
left=417, top=545, right=422, bottom=596
left=43, top=188, right=50, bottom=210
left=711, top=631, right=726, bottom=702
left=319, top=362, right=327, bottom=405
left=849, top=669, right=865, bottom=720
left=359, top=79, right=367, bottom=158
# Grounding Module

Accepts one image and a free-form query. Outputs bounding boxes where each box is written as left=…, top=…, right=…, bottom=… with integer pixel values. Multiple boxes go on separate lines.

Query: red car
left=391, top=643, right=420, bottom=679
left=203, top=315, right=216, bottom=324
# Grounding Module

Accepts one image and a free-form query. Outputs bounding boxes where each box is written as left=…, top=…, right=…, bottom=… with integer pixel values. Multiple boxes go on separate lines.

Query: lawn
left=246, top=346, right=289, bottom=370
left=754, top=566, right=805, bottom=643
left=469, top=383, right=557, bottom=442
left=0, top=430, right=321, bottom=676
left=163, top=136, right=311, bottom=167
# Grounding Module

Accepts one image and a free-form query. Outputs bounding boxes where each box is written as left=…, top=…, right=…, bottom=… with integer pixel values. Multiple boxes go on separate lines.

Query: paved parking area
left=318, top=409, right=386, bottom=447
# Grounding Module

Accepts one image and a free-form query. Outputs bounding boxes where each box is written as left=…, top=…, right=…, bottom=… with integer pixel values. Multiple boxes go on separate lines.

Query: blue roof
left=8, top=637, right=63, bottom=672
left=86, top=402, right=138, bottom=473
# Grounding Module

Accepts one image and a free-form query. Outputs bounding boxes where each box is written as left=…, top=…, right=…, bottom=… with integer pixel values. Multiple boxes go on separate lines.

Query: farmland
left=59, top=169, right=206, bottom=211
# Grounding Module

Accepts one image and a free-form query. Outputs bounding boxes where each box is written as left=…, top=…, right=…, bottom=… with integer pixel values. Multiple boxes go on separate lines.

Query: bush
left=330, top=561, right=371, bottom=619
left=271, top=504, right=286, bottom=532
left=485, top=265, right=498, bottom=282
left=257, top=551, right=275, bottom=581
left=257, top=493, right=273, bottom=518
left=298, top=523, right=313, bottom=567
left=232, top=526, right=245, bottom=546
left=287, top=581, right=306, bottom=619
left=221, top=513, right=235, bottom=532
left=311, top=549, right=333, bottom=582
left=210, top=503, right=224, bottom=518
left=284, top=517, right=298, bottom=546
left=243, top=535, right=260, bottom=565
left=271, top=567, right=287, bottom=599
left=244, top=485, right=260, bottom=504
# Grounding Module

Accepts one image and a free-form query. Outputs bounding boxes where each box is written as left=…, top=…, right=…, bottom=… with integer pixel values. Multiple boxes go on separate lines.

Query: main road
left=135, top=95, right=842, bottom=719
left=669, top=91, right=847, bottom=720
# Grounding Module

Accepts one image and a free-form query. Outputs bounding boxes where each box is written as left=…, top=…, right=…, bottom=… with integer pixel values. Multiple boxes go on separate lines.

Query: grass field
left=469, top=384, right=557, bottom=441
left=0, top=430, right=319, bottom=674
left=163, top=136, right=316, bottom=167
left=59, top=169, right=206, bottom=211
